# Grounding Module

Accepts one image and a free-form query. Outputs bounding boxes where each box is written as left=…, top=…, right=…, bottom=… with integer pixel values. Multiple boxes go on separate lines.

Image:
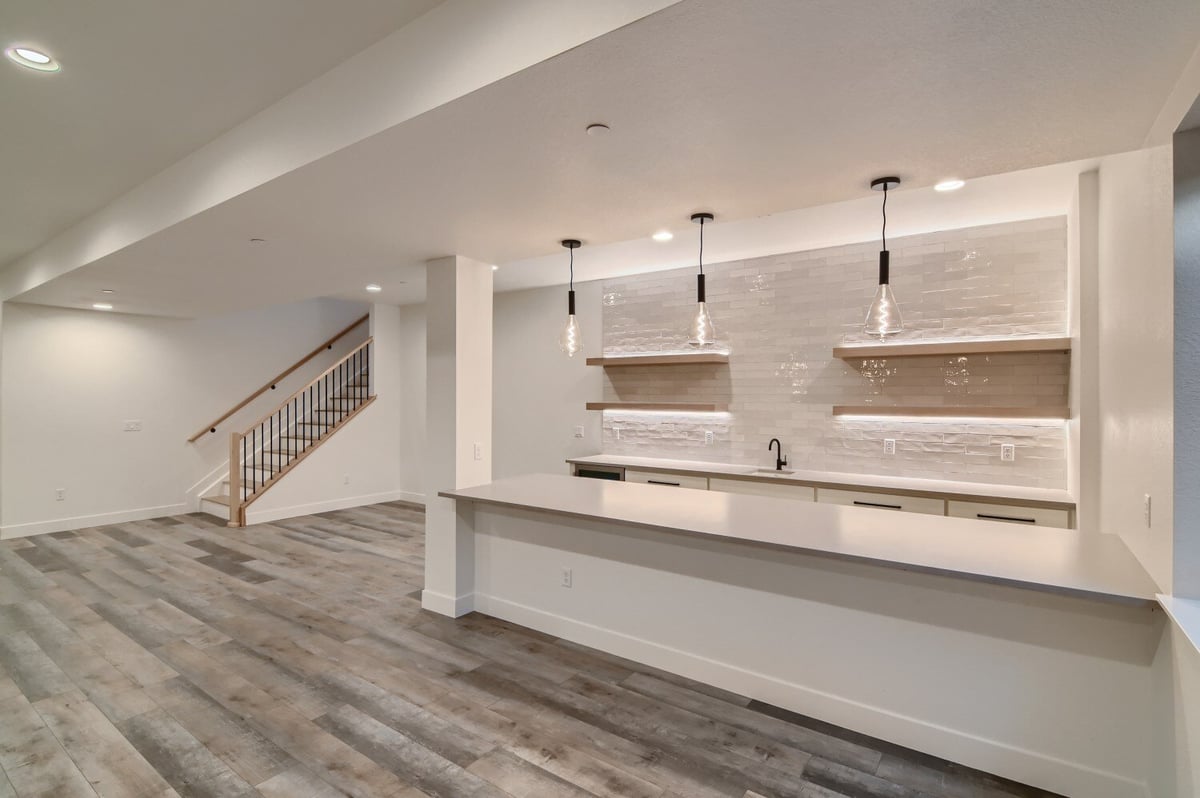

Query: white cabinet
left=709, top=477, right=816, bottom=501
left=947, top=500, right=1070, bottom=529
left=624, top=469, right=709, bottom=490
left=816, top=487, right=946, bottom=516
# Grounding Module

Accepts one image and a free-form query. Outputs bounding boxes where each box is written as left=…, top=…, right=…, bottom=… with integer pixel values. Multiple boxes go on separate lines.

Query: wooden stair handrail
left=188, top=314, right=368, bottom=442
left=239, top=337, right=372, bottom=436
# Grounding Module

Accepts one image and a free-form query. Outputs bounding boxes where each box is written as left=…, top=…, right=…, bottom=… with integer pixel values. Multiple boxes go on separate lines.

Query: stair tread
left=202, top=494, right=231, bottom=506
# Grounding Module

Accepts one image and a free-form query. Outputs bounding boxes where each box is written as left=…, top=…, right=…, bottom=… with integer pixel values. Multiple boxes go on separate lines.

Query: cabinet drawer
left=947, top=500, right=1070, bottom=528
left=624, top=469, right=709, bottom=490
left=710, top=477, right=815, bottom=501
left=816, top=488, right=945, bottom=516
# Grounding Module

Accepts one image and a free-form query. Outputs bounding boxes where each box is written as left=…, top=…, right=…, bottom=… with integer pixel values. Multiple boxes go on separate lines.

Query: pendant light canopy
left=559, top=239, right=583, bottom=357
left=687, top=212, right=716, bottom=348
left=864, top=176, right=903, bottom=340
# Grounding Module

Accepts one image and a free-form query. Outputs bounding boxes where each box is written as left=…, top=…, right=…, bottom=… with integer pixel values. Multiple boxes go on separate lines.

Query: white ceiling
left=11, top=0, right=1200, bottom=317
left=0, top=0, right=442, bottom=268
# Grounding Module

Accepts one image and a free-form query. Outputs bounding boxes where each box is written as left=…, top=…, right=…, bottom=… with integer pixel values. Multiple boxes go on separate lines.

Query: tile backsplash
left=599, top=216, right=1069, bottom=489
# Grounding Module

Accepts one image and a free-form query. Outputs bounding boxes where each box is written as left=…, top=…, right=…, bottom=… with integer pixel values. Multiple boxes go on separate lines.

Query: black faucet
left=768, top=438, right=788, bottom=471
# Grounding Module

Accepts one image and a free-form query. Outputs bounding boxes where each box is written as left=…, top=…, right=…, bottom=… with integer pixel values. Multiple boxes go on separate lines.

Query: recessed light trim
left=934, top=179, right=965, bottom=192
left=101, top=289, right=115, bottom=294
left=365, top=284, right=382, bottom=293
left=586, top=123, right=610, bottom=136
left=652, top=230, right=673, bottom=242
left=5, top=46, right=60, bottom=72
left=92, top=302, right=113, bottom=311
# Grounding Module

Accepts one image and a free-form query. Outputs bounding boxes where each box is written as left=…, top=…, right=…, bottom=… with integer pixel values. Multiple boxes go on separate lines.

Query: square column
left=423, top=256, right=492, bottom=616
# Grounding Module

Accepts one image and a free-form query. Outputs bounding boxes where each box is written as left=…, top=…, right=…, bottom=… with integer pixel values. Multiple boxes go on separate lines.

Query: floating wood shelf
left=832, top=405, right=1070, bottom=420
left=586, top=402, right=730, bottom=412
left=833, top=336, right=1071, bottom=360
left=586, top=353, right=730, bottom=367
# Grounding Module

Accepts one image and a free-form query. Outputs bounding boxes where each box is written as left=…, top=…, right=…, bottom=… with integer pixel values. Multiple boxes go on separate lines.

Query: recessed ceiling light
left=249, top=237, right=266, bottom=244
left=492, top=265, right=499, bottom=271
left=5, top=46, right=60, bottom=72
left=101, top=289, right=115, bottom=294
left=365, top=284, right=382, bottom=293
left=934, top=179, right=965, bottom=192
left=92, top=303, right=113, bottom=311
left=652, top=230, right=673, bottom=242
left=586, top=123, right=610, bottom=136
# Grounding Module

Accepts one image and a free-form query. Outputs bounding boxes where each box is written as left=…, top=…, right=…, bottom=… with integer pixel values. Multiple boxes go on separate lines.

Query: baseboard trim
left=1, top=503, right=190, bottom=539
left=394, top=491, right=425, bottom=506
left=472, top=593, right=1149, bottom=798
left=421, top=589, right=475, bottom=617
left=244, top=490, right=410, bottom=526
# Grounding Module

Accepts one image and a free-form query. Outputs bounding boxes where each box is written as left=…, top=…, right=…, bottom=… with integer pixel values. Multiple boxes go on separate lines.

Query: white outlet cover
left=1001, top=444, right=1016, bottom=462
left=473, top=442, right=483, bottom=460
left=561, top=567, right=573, bottom=588
left=574, top=425, right=585, bottom=438
left=883, top=438, right=896, bottom=455
left=705, top=430, right=714, bottom=445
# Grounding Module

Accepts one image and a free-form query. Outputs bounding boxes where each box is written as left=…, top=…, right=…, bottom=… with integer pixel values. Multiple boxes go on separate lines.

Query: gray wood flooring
left=0, top=503, right=1061, bottom=798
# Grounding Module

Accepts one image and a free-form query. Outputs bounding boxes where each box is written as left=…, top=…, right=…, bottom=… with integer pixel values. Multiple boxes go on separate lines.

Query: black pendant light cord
left=882, top=184, right=888, bottom=251
left=569, top=246, right=575, bottom=292
left=698, top=217, right=705, bottom=276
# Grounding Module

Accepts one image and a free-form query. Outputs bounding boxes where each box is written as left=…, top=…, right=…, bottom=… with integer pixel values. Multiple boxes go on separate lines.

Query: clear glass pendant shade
left=559, top=314, right=583, bottom=357
left=687, top=301, right=716, bottom=348
left=863, top=283, right=903, bottom=340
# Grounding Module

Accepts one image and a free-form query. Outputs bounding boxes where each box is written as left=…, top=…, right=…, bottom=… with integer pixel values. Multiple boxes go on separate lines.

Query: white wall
left=1151, top=624, right=1200, bottom=797
left=0, top=297, right=366, bottom=536
left=1096, top=146, right=1176, bottom=590
left=246, top=303, right=407, bottom=523
left=396, top=304, right=427, bottom=503
left=1174, top=127, right=1200, bottom=598
left=493, top=282, right=604, bottom=480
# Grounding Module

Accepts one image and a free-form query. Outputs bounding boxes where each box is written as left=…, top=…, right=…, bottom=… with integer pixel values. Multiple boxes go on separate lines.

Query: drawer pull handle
left=647, top=480, right=681, bottom=486
left=853, top=500, right=903, bottom=510
left=977, top=513, right=1036, bottom=524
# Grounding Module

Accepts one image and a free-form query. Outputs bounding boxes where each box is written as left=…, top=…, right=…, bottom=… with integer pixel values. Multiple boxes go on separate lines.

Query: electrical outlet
left=574, top=425, right=585, bottom=439
left=614, top=427, right=621, bottom=441
left=1144, top=494, right=1152, bottom=527
left=560, top=567, right=573, bottom=588
left=343, top=474, right=350, bottom=485
left=705, top=430, right=714, bottom=445
left=473, top=442, right=483, bottom=461
left=122, top=419, right=142, bottom=432
left=55, top=488, right=65, bottom=502
left=1001, top=444, right=1016, bottom=462
left=883, top=438, right=896, bottom=455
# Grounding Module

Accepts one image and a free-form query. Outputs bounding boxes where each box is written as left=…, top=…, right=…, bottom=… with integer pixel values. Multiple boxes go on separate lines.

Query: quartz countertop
left=441, top=474, right=1156, bottom=605
left=567, top=454, right=1075, bottom=508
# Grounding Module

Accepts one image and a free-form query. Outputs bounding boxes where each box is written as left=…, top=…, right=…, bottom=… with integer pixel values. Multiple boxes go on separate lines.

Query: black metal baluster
left=242, top=434, right=246, bottom=505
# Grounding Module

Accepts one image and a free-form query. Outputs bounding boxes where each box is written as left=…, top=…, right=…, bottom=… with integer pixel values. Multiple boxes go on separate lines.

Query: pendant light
left=558, top=239, right=583, bottom=357
left=687, top=212, right=716, bottom=347
left=864, top=176, right=903, bottom=340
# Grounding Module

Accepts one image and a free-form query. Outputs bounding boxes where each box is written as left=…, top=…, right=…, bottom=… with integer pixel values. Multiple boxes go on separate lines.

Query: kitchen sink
left=747, top=468, right=796, bottom=476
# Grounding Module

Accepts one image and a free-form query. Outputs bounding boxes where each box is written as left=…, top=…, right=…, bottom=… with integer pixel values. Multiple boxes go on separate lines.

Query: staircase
left=198, top=338, right=374, bottom=526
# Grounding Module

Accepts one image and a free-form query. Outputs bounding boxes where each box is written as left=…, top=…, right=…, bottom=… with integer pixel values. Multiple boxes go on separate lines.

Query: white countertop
left=567, top=454, right=1076, bottom=508
left=441, top=474, right=1157, bottom=605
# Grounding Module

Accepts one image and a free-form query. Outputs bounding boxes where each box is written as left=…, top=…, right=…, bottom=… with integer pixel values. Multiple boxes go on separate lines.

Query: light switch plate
left=574, top=425, right=585, bottom=439
left=705, top=430, right=714, bottom=445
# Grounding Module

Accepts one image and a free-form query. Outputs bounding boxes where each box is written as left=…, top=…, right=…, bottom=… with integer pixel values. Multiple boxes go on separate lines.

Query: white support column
left=1176, top=127, right=1200, bottom=598
left=423, top=256, right=493, bottom=616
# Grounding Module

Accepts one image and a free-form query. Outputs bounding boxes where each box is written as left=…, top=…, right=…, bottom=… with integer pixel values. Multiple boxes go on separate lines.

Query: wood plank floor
left=0, top=503, right=1062, bottom=798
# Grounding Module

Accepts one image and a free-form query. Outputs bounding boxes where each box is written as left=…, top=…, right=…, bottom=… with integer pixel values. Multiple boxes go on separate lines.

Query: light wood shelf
left=832, top=405, right=1070, bottom=420
left=833, top=336, right=1071, bottom=360
left=586, top=402, right=730, bottom=412
left=586, top=353, right=730, bottom=367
